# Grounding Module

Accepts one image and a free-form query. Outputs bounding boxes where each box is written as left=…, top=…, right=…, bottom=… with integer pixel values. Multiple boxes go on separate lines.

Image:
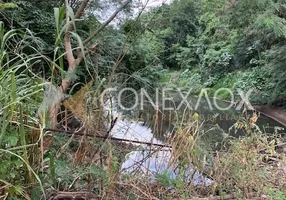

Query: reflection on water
left=107, top=94, right=285, bottom=185
left=121, top=150, right=213, bottom=186
left=109, top=119, right=212, bottom=185
left=111, top=120, right=163, bottom=145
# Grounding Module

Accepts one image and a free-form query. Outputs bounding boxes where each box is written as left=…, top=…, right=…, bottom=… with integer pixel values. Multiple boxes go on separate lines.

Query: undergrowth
left=1, top=9, right=286, bottom=200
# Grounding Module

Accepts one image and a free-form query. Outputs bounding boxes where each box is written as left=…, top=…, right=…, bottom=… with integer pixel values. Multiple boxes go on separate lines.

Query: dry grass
left=211, top=134, right=286, bottom=199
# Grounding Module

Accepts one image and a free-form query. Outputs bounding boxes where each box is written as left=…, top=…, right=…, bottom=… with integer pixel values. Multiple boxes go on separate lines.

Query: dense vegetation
left=126, top=0, right=286, bottom=105
left=0, top=0, right=286, bottom=199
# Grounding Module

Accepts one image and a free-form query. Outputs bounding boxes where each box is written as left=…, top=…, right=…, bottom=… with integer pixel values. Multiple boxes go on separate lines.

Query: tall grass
left=0, top=21, right=47, bottom=199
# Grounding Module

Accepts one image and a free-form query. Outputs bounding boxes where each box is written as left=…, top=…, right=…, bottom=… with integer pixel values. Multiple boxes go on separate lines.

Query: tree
left=46, top=0, right=132, bottom=126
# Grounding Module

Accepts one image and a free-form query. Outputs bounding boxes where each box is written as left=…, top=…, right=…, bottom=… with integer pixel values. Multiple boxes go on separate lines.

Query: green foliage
left=1, top=1, right=56, bottom=50
left=263, top=45, right=286, bottom=102
left=138, top=0, right=201, bottom=69
left=0, top=21, right=46, bottom=199
left=142, top=0, right=286, bottom=105
left=267, top=188, right=286, bottom=200
left=0, top=3, right=17, bottom=9
left=156, top=171, right=185, bottom=191
left=117, top=26, right=164, bottom=89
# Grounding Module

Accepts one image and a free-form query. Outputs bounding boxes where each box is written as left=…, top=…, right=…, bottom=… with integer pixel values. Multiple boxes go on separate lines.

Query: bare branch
left=64, top=0, right=90, bottom=65
left=64, top=0, right=75, bottom=65
left=83, top=0, right=132, bottom=45
left=66, top=0, right=90, bottom=33
left=64, top=36, right=75, bottom=66
left=59, top=59, right=80, bottom=93
left=44, top=128, right=172, bottom=148
left=74, top=0, right=90, bottom=19
left=64, top=0, right=90, bottom=67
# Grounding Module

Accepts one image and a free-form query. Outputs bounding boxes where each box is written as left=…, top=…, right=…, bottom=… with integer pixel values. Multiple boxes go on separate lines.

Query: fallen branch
left=44, top=128, right=172, bottom=148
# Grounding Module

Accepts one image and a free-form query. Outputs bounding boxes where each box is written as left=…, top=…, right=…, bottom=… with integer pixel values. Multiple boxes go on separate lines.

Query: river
left=107, top=92, right=286, bottom=185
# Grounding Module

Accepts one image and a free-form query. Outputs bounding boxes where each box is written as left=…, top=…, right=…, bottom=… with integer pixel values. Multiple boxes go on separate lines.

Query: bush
left=211, top=133, right=286, bottom=198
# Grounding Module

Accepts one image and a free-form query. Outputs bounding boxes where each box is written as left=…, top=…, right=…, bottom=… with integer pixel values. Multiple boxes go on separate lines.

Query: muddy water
left=108, top=94, right=286, bottom=185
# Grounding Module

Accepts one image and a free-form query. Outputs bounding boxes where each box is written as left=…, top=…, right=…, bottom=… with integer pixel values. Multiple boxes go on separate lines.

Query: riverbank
left=255, top=105, right=286, bottom=127
left=157, top=69, right=286, bottom=129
